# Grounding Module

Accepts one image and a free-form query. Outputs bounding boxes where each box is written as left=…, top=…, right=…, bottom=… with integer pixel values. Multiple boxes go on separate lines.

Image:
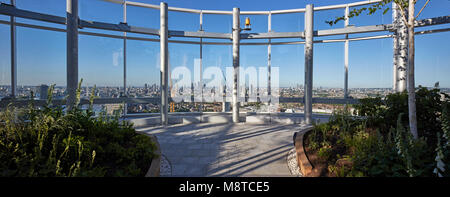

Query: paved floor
left=136, top=123, right=309, bottom=177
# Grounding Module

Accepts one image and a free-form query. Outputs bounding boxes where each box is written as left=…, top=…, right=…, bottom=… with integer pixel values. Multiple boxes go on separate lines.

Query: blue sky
left=0, top=0, right=449, bottom=88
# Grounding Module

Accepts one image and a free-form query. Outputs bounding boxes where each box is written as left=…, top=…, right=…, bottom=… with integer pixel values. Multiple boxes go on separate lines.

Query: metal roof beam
left=79, top=20, right=160, bottom=36
left=241, top=32, right=304, bottom=39
left=168, top=30, right=231, bottom=39
left=0, top=3, right=66, bottom=24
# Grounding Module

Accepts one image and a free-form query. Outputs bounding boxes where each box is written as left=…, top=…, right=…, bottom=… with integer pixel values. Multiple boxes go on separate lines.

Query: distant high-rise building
left=40, top=84, right=49, bottom=100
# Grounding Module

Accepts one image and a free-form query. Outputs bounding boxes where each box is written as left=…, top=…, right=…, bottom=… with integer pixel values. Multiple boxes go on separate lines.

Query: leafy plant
left=317, top=143, right=333, bottom=161
left=354, top=87, right=450, bottom=146
left=434, top=102, right=450, bottom=177
left=0, top=80, right=157, bottom=177
left=307, top=88, right=449, bottom=177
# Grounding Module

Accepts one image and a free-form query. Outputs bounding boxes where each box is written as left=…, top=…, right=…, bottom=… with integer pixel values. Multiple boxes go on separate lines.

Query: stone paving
left=136, top=123, right=309, bottom=177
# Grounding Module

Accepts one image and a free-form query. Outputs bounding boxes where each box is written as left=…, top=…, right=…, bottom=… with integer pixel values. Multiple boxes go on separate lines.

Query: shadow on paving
left=137, top=123, right=308, bottom=177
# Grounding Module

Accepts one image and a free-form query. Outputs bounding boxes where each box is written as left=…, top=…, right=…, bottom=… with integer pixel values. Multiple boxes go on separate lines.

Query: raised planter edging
left=293, top=126, right=317, bottom=177
left=142, top=134, right=161, bottom=177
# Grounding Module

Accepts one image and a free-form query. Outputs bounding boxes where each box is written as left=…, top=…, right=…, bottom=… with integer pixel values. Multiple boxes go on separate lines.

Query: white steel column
left=66, top=0, right=79, bottom=109
left=344, top=6, right=349, bottom=99
left=10, top=0, right=17, bottom=98
left=123, top=2, right=128, bottom=115
left=232, top=7, right=240, bottom=123
left=268, top=12, right=272, bottom=108
left=160, top=2, right=169, bottom=125
left=304, top=4, right=314, bottom=125
left=199, top=11, right=203, bottom=113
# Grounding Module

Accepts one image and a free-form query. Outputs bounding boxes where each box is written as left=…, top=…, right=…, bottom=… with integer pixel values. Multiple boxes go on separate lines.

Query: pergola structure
left=0, top=0, right=449, bottom=125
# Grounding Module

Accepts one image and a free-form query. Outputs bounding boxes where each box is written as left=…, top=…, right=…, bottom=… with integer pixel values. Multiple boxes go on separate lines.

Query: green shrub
left=317, top=143, right=333, bottom=161
left=0, top=81, right=157, bottom=177
left=308, top=88, right=450, bottom=177
left=353, top=96, right=386, bottom=129
left=434, top=102, right=450, bottom=177
left=354, top=87, right=450, bottom=147
left=306, top=128, right=320, bottom=151
left=330, top=114, right=435, bottom=177
left=310, top=102, right=443, bottom=177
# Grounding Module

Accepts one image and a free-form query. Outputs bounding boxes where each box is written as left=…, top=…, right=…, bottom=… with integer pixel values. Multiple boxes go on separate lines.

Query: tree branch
left=415, top=0, right=430, bottom=19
